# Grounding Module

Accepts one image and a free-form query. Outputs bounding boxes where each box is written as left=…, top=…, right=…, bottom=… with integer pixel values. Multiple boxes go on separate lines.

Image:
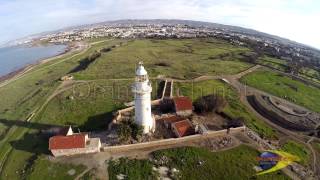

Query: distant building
left=49, top=127, right=101, bottom=157
left=173, top=97, right=193, bottom=117
left=171, top=119, right=195, bottom=137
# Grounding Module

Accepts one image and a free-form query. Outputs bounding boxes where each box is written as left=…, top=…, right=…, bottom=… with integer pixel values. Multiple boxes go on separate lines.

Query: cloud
left=0, top=0, right=319, bottom=48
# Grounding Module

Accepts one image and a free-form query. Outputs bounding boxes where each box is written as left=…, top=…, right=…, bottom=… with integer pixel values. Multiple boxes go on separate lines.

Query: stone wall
left=51, top=146, right=100, bottom=157
left=112, top=99, right=162, bottom=124
left=102, top=126, right=245, bottom=152
left=247, top=95, right=313, bottom=131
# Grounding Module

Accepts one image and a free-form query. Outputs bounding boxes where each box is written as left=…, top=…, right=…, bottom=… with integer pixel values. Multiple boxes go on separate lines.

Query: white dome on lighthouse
left=136, top=62, right=148, bottom=76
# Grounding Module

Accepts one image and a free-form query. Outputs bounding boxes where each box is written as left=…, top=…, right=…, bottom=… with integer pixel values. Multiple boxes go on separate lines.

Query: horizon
left=1, top=0, right=319, bottom=49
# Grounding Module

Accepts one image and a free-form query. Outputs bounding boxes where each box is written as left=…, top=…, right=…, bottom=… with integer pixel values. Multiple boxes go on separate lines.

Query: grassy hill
left=0, top=37, right=275, bottom=179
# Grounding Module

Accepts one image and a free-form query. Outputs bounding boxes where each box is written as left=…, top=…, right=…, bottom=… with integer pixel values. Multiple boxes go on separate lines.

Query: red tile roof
left=173, top=97, right=193, bottom=112
left=172, top=120, right=194, bottom=137
left=49, top=134, right=86, bottom=150
left=161, top=116, right=184, bottom=123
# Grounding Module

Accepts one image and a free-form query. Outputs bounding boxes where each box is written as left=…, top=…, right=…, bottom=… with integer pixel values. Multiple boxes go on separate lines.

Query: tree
left=193, top=94, right=227, bottom=114
left=160, top=98, right=174, bottom=113
left=227, top=117, right=244, bottom=128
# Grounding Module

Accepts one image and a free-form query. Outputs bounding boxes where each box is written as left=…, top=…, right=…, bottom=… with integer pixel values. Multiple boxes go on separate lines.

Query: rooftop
left=161, top=115, right=184, bottom=124
left=173, top=96, right=193, bottom=112
left=49, top=133, right=86, bottom=150
left=172, top=119, right=195, bottom=137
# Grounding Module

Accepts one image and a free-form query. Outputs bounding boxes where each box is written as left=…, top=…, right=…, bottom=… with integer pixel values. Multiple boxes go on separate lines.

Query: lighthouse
left=132, top=62, right=155, bottom=134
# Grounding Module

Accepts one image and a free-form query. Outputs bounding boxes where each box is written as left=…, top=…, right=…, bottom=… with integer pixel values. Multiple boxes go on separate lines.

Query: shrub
left=117, top=122, right=132, bottom=142
left=160, top=98, right=174, bottom=113
left=131, top=123, right=143, bottom=140
left=117, top=120, right=144, bottom=142
left=88, top=51, right=101, bottom=61
left=193, top=94, right=227, bottom=114
left=227, top=117, right=244, bottom=128
left=155, top=62, right=170, bottom=67
left=100, top=47, right=112, bottom=52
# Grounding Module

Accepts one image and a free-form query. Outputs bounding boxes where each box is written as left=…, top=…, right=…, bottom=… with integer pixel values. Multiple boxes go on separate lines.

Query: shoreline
left=0, top=41, right=88, bottom=86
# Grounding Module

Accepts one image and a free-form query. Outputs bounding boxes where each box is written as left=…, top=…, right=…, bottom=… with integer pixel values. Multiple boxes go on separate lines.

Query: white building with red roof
left=49, top=127, right=101, bottom=157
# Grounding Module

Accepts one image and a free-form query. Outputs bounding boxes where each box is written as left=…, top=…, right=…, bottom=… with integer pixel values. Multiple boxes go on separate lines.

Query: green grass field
left=299, top=67, right=320, bottom=84
left=257, top=56, right=288, bottom=72
left=74, top=39, right=252, bottom=80
left=281, top=140, right=310, bottom=166
left=108, top=158, right=157, bottom=180
left=241, top=70, right=320, bottom=113
left=26, top=157, right=86, bottom=180
left=0, top=39, right=123, bottom=179
left=174, top=80, right=277, bottom=139
left=108, top=145, right=289, bottom=179
left=0, top=38, right=257, bottom=179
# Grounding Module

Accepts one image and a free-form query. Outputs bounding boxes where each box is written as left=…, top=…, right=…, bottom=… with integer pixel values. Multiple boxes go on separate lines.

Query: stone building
left=49, top=127, right=101, bottom=157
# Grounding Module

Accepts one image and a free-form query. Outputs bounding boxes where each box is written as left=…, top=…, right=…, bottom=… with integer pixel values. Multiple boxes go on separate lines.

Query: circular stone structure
left=247, top=94, right=320, bottom=133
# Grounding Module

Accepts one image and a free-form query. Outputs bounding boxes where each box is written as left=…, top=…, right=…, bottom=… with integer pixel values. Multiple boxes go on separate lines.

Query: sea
left=0, top=44, right=67, bottom=77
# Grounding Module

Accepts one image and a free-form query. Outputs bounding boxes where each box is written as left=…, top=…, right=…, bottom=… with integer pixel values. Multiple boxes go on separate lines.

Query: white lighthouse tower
left=132, top=62, right=155, bottom=134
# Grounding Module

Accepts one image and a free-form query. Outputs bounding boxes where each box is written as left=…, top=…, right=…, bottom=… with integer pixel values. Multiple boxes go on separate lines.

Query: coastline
left=0, top=41, right=87, bottom=86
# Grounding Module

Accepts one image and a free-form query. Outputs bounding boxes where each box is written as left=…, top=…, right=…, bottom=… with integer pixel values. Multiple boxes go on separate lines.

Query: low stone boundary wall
left=247, top=95, right=312, bottom=131
left=112, top=100, right=161, bottom=122
left=102, top=126, right=245, bottom=152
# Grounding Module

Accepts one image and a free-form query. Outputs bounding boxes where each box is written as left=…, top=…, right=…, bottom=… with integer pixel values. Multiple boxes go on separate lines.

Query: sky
left=0, top=0, right=319, bottom=48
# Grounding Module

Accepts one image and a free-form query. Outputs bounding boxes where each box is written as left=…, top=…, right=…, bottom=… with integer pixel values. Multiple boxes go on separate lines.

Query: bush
left=193, top=94, right=227, bottom=114
left=227, top=117, right=244, bottom=128
left=117, top=123, right=132, bottom=142
left=155, top=62, right=170, bottom=67
left=117, top=120, right=144, bottom=142
left=100, top=47, right=112, bottom=53
left=160, top=98, right=174, bottom=113
left=88, top=51, right=101, bottom=61
left=131, top=123, right=143, bottom=140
